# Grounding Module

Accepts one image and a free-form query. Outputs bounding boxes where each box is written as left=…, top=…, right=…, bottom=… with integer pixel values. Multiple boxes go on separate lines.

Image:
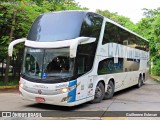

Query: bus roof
left=43, top=10, right=148, bottom=42
left=38, top=10, right=148, bottom=42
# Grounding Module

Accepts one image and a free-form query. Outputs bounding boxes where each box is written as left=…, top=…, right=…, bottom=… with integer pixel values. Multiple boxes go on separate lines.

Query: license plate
left=35, top=97, right=45, bottom=102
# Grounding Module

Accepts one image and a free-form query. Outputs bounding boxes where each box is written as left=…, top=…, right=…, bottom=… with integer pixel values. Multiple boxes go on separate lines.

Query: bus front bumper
left=19, top=87, right=77, bottom=106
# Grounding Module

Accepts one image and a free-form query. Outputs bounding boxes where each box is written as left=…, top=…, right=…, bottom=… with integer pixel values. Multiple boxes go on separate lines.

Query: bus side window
left=77, top=56, right=85, bottom=75
left=102, top=22, right=117, bottom=44
left=80, top=12, right=103, bottom=40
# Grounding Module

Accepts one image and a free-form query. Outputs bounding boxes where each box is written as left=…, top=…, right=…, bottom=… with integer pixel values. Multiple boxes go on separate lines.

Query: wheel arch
left=95, top=79, right=105, bottom=90
left=93, top=77, right=115, bottom=95
left=139, top=73, right=142, bottom=80
left=108, top=78, right=115, bottom=86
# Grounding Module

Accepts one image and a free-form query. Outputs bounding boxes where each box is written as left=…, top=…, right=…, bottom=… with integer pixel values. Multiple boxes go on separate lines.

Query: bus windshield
left=22, top=47, right=74, bottom=81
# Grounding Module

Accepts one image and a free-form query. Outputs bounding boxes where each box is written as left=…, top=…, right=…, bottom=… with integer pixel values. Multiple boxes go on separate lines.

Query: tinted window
left=98, top=57, right=140, bottom=75
left=76, top=43, right=97, bottom=76
left=102, top=22, right=119, bottom=44
left=80, top=12, right=103, bottom=39
left=98, top=57, right=123, bottom=74
left=27, top=11, right=85, bottom=42
left=75, top=13, right=103, bottom=76
left=119, top=27, right=149, bottom=51
left=102, top=22, right=149, bottom=51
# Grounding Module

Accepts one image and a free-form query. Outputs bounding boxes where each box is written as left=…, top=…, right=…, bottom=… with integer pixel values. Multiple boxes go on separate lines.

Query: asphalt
left=0, top=77, right=159, bottom=120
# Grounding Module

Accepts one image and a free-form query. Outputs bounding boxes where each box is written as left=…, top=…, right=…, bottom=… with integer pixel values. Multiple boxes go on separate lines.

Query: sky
left=75, top=0, right=160, bottom=23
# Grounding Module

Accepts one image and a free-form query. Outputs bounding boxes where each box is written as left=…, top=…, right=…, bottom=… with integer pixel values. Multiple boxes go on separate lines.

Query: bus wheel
left=91, top=82, right=105, bottom=103
left=104, top=81, right=114, bottom=99
left=137, top=76, right=143, bottom=88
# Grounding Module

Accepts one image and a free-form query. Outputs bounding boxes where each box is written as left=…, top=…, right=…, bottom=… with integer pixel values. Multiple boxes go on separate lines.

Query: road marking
left=103, top=117, right=128, bottom=120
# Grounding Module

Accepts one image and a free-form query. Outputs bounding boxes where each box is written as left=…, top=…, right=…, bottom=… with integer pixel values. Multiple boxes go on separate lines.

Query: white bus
left=8, top=10, right=149, bottom=106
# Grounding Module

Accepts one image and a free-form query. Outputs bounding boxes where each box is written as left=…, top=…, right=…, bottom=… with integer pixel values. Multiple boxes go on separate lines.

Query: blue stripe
left=67, top=80, right=77, bottom=103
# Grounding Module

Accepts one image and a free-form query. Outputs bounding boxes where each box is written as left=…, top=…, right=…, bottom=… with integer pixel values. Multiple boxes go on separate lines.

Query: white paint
left=8, top=38, right=26, bottom=56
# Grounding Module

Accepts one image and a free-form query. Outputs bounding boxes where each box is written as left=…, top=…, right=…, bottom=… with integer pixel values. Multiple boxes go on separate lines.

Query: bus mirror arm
left=70, top=37, right=96, bottom=58
left=8, top=38, right=26, bottom=57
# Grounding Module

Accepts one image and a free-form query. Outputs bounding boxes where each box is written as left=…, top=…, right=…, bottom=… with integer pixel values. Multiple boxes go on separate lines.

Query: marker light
left=20, top=83, right=24, bottom=88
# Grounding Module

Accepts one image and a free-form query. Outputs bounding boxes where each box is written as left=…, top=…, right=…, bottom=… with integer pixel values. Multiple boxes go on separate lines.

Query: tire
left=91, top=82, right=105, bottom=103
left=142, top=74, right=145, bottom=85
left=104, top=81, right=114, bottom=99
left=137, top=76, right=143, bottom=88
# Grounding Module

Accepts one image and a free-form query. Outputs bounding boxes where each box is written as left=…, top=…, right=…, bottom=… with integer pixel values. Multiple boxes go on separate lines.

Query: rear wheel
left=137, top=76, right=143, bottom=88
left=104, top=81, right=114, bottom=99
left=142, top=74, right=145, bottom=85
left=91, top=82, right=105, bottom=103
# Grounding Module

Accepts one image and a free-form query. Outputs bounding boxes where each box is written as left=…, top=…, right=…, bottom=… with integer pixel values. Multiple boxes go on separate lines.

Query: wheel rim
left=107, top=84, right=112, bottom=94
left=95, top=86, right=102, bottom=98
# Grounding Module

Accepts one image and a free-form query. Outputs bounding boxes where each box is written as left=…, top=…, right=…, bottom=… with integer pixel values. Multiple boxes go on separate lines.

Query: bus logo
left=38, top=90, right=42, bottom=94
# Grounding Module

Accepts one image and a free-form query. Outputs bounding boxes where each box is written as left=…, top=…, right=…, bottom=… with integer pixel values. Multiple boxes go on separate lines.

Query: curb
left=150, top=75, right=160, bottom=82
left=0, top=85, right=18, bottom=89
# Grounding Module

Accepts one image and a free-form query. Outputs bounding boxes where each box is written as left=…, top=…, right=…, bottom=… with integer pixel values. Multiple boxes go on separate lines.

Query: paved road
left=0, top=77, right=160, bottom=120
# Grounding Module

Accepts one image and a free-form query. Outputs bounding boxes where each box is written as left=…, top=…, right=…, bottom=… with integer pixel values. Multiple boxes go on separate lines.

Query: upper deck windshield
left=27, top=11, right=85, bottom=42
left=22, top=47, right=74, bottom=83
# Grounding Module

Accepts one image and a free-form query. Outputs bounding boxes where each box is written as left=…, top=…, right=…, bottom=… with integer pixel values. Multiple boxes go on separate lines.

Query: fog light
left=61, top=96, right=70, bottom=102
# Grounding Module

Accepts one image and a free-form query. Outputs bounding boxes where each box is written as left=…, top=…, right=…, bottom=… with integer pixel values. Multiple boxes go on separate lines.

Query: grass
left=0, top=76, right=19, bottom=86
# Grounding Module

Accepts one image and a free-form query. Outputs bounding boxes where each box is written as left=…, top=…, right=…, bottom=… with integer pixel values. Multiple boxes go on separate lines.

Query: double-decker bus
left=8, top=10, right=149, bottom=106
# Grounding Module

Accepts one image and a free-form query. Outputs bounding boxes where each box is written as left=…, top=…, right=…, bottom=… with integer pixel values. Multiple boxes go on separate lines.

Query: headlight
left=61, top=88, right=68, bottom=93
left=61, top=85, right=76, bottom=93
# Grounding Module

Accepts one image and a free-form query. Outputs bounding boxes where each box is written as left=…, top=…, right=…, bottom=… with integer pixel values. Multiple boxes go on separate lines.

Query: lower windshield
left=22, top=47, right=74, bottom=81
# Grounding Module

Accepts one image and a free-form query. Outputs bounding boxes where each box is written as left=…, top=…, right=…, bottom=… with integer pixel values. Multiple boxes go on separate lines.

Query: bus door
left=87, top=76, right=94, bottom=97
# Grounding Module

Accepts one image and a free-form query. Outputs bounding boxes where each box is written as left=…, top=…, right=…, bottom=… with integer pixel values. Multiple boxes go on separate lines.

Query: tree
left=0, top=0, right=87, bottom=83
left=96, top=9, right=136, bottom=32
left=136, top=8, right=160, bottom=76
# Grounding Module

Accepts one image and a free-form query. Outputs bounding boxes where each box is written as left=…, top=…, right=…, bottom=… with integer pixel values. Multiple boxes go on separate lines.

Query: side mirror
left=8, top=38, right=26, bottom=57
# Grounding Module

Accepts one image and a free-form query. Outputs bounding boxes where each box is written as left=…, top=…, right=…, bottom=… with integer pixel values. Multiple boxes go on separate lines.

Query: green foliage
left=0, top=36, right=9, bottom=61
left=0, top=0, right=84, bottom=60
left=0, top=3, right=41, bottom=61
left=136, top=8, right=160, bottom=76
left=0, top=0, right=86, bottom=83
left=96, top=9, right=136, bottom=32
left=0, top=76, right=19, bottom=86
left=151, top=60, right=160, bottom=76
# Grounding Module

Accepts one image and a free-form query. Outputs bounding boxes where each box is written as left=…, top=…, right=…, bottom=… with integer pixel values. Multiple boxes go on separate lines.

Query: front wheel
left=104, top=81, right=114, bottom=99
left=91, top=82, right=105, bottom=103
